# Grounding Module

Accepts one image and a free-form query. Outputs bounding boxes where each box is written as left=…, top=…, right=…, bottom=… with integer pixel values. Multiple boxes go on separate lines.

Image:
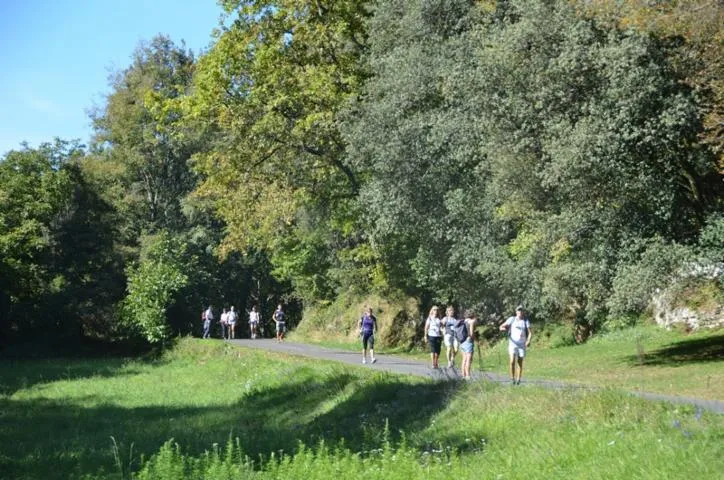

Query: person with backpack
left=202, top=308, right=211, bottom=339
left=273, top=304, right=286, bottom=342
left=358, top=307, right=377, bottom=364
left=441, top=305, right=459, bottom=369
left=457, top=310, right=477, bottom=380
left=227, top=306, right=238, bottom=339
left=499, top=305, right=532, bottom=385
left=204, top=306, right=214, bottom=339
left=423, top=306, right=443, bottom=369
left=220, top=308, right=229, bottom=340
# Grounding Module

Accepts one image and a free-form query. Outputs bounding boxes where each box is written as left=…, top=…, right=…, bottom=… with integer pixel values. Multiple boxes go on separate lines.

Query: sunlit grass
left=294, top=324, right=724, bottom=399
left=1, top=337, right=721, bottom=479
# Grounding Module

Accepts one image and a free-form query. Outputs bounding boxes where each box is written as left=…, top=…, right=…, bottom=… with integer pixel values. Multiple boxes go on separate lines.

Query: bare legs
left=508, top=354, right=524, bottom=384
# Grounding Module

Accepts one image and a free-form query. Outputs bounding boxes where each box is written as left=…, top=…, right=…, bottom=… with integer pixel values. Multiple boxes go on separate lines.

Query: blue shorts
left=460, top=339, right=474, bottom=354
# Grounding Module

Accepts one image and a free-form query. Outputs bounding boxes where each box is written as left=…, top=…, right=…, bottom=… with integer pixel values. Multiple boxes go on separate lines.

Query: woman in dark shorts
left=424, top=306, right=443, bottom=369
left=358, top=307, right=377, bottom=364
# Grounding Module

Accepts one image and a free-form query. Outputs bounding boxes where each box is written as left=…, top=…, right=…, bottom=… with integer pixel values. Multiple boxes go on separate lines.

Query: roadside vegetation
left=1, top=338, right=721, bottom=479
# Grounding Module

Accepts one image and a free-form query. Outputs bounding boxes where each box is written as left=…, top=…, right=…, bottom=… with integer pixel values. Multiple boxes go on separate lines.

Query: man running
left=500, top=305, right=532, bottom=385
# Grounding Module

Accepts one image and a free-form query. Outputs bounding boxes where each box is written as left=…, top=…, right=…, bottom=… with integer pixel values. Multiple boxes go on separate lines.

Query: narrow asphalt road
left=229, top=338, right=724, bottom=414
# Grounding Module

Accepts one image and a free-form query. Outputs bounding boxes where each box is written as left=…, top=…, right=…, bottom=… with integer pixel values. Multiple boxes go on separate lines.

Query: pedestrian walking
left=220, top=308, right=229, bottom=340
left=249, top=305, right=261, bottom=339
left=442, top=305, right=459, bottom=369
left=457, top=310, right=477, bottom=380
left=358, top=307, right=377, bottom=364
left=273, top=304, right=286, bottom=342
left=423, top=306, right=443, bottom=369
left=228, top=306, right=238, bottom=339
left=202, top=308, right=211, bottom=339
left=499, top=305, right=532, bottom=385
left=204, top=306, right=214, bottom=339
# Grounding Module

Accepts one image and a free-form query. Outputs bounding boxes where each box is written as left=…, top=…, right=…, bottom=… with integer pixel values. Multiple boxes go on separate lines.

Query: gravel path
left=228, top=338, right=724, bottom=414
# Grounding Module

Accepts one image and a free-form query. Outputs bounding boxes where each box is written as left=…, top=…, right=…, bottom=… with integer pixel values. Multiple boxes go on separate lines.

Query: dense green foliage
left=1, top=0, right=722, bottom=350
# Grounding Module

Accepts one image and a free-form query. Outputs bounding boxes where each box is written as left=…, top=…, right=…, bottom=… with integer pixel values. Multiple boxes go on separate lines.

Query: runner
left=273, top=304, right=286, bottom=342
left=358, top=307, right=377, bottom=364
left=423, top=306, right=443, bottom=369
left=227, top=306, right=238, bottom=339
left=499, top=305, right=532, bottom=385
left=442, top=305, right=459, bottom=368
left=249, top=305, right=261, bottom=339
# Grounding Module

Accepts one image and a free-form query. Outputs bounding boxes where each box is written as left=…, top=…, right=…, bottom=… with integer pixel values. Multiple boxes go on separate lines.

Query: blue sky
left=0, top=0, right=223, bottom=156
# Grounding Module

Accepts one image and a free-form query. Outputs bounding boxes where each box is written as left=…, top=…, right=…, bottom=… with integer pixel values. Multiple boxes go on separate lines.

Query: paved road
left=228, top=338, right=724, bottom=414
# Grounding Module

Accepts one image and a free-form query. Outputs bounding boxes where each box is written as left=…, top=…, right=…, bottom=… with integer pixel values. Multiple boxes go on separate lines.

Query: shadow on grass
left=0, top=369, right=461, bottom=479
left=0, top=358, right=148, bottom=397
left=626, top=333, right=724, bottom=367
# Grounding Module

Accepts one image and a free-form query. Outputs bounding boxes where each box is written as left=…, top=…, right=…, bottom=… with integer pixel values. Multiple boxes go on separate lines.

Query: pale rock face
left=652, top=293, right=724, bottom=331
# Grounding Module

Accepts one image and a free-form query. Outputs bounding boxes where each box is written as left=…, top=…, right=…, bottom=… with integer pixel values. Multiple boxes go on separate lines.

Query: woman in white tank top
left=424, top=306, right=443, bottom=369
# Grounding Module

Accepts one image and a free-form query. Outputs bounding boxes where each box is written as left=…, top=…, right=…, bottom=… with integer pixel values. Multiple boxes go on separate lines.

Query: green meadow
left=1, top=338, right=721, bottom=479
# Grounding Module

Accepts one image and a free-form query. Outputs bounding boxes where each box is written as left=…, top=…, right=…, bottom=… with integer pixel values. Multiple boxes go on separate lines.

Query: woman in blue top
left=358, top=307, right=377, bottom=364
left=442, top=305, right=459, bottom=369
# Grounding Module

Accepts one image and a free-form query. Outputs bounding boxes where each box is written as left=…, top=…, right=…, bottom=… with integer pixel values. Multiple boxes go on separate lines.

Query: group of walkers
left=421, top=304, right=532, bottom=383
left=202, top=304, right=288, bottom=342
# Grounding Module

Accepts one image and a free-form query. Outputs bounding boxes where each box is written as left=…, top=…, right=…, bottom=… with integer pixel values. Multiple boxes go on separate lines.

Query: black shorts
left=362, top=332, right=375, bottom=349
left=428, top=335, right=442, bottom=354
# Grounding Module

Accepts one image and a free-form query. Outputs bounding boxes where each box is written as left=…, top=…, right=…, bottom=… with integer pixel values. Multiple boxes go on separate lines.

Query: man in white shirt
left=499, top=305, right=532, bottom=385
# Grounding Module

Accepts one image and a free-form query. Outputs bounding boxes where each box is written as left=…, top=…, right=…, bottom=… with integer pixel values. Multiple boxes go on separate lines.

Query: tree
left=187, top=0, right=372, bottom=302
left=91, top=35, right=198, bottom=237
left=0, top=140, right=124, bottom=343
left=343, top=0, right=722, bottom=328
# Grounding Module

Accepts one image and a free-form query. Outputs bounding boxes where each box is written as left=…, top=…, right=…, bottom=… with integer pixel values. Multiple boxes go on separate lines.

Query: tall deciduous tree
left=91, top=35, right=198, bottom=237
left=187, top=0, right=371, bottom=301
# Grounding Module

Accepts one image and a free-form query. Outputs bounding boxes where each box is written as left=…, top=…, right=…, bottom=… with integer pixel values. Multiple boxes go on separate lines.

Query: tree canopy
left=1, top=0, right=721, bottom=350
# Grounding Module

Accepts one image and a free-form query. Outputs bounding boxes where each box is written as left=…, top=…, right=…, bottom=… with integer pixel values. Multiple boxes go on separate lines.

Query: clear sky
left=0, top=0, right=223, bottom=156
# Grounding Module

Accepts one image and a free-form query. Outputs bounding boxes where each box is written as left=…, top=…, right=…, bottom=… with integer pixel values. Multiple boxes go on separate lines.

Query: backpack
left=453, top=319, right=469, bottom=343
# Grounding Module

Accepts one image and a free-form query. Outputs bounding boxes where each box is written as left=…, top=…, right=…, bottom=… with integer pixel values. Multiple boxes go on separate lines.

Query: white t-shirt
left=426, top=317, right=442, bottom=337
left=220, top=312, right=228, bottom=324
left=249, top=311, right=260, bottom=323
left=504, top=316, right=530, bottom=347
left=227, top=310, right=237, bottom=324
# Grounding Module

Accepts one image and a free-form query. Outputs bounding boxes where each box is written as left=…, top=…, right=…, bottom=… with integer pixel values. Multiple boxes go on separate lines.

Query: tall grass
left=1, top=337, right=721, bottom=479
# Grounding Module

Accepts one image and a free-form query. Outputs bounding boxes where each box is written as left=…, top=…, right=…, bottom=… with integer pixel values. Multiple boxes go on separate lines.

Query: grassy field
left=0, top=338, right=721, bottom=479
left=292, top=325, right=724, bottom=400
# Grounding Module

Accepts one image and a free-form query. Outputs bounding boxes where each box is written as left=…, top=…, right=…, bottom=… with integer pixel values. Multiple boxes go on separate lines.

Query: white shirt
left=249, top=311, right=260, bottom=323
left=504, top=316, right=530, bottom=347
left=426, top=317, right=442, bottom=337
